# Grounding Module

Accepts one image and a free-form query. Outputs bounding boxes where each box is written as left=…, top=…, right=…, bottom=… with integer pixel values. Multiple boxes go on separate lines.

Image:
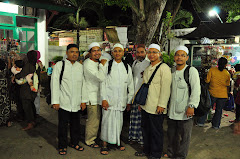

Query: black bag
left=133, top=63, right=163, bottom=105
left=184, top=66, right=212, bottom=116
left=46, top=60, right=65, bottom=105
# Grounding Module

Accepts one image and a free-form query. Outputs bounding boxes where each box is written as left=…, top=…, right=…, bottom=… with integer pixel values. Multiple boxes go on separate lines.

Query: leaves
left=162, top=50, right=175, bottom=67
left=173, top=9, right=194, bottom=28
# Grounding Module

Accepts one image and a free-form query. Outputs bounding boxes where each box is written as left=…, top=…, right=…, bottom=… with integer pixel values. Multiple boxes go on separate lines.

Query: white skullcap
left=88, top=42, right=100, bottom=51
left=148, top=44, right=160, bottom=51
left=113, top=43, right=124, bottom=51
left=83, top=51, right=89, bottom=58
left=175, top=45, right=189, bottom=54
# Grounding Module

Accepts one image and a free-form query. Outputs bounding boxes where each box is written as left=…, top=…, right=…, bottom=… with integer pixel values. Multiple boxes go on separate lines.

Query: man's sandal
left=58, top=148, right=67, bottom=155
left=69, top=144, right=84, bottom=151
left=100, top=147, right=109, bottom=155
left=117, top=145, right=125, bottom=151
left=88, top=143, right=100, bottom=148
left=135, top=151, right=147, bottom=157
left=163, top=153, right=169, bottom=158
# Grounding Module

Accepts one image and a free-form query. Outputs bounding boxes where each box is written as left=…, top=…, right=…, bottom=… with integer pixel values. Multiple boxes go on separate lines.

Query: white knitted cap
left=148, top=44, right=160, bottom=51
left=175, top=45, right=189, bottom=54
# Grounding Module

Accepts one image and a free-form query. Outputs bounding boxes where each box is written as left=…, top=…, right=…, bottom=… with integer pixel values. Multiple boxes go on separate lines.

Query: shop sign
left=59, top=37, right=74, bottom=46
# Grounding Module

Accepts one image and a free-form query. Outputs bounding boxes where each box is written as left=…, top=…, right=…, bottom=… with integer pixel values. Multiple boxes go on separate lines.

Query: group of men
left=51, top=42, right=201, bottom=159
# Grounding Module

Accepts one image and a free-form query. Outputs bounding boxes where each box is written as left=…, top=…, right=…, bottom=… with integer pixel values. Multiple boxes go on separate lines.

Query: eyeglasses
left=147, top=51, right=160, bottom=54
left=174, top=54, right=186, bottom=57
left=91, top=49, right=101, bottom=53
left=136, top=51, right=145, bottom=54
left=113, top=50, right=123, bottom=53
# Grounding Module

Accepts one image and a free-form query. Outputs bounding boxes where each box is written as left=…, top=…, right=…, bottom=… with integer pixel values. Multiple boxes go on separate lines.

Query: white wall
left=48, top=45, right=66, bottom=61
left=37, top=9, right=47, bottom=66
left=168, top=28, right=196, bottom=51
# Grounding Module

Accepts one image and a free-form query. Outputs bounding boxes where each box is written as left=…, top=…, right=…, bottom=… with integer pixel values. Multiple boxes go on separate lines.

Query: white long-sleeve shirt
left=101, top=60, right=134, bottom=111
left=132, top=58, right=150, bottom=94
left=83, top=58, right=106, bottom=105
left=51, top=59, right=88, bottom=112
left=168, top=65, right=201, bottom=120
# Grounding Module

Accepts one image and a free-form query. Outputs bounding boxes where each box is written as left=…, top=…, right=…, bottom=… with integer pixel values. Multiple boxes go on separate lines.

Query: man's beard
left=176, top=63, right=184, bottom=66
left=137, top=56, right=145, bottom=61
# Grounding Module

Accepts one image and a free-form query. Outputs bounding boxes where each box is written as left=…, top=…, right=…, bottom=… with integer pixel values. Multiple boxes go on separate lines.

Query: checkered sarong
left=128, top=104, right=143, bottom=145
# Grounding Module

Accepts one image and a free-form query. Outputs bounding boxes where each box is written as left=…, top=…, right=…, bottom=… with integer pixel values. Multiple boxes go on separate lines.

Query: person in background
left=15, top=50, right=39, bottom=130
left=34, top=51, right=42, bottom=116
left=0, top=59, right=12, bottom=127
left=233, top=64, right=240, bottom=122
left=197, top=57, right=230, bottom=129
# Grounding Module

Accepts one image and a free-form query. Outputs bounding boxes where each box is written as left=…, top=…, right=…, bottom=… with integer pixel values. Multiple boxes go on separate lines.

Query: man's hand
left=53, top=104, right=60, bottom=111
left=80, top=103, right=86, bottom=111
left=156, top=106, right=165, bottom=114
left=101, top=59, right=107, bottom=66
left=127, top=104, right=131, bottom=112
left=138, top=105, right=142, bottom=112
left=11, top=76, right=15, bottom=83
left=102, top=100, right=109, bottom=110
left=186, top=107, right=194, bottom=118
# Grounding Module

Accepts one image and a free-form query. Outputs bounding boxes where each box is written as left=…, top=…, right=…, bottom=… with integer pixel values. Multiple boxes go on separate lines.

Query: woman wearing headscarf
left=34, top=51, right=42, bottom=115
left=0, top=58, right=11, bottom=127
left=15, top=50, right=38, bottom=130
left=197, top=57, right=230, bottom=129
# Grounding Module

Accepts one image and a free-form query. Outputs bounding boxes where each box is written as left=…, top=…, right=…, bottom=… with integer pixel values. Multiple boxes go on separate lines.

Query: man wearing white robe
left=100, top=43, right=134, bottom=155
left=129, top=44, right=150, bottom=146
left=84, top=42, right=107, bottom=148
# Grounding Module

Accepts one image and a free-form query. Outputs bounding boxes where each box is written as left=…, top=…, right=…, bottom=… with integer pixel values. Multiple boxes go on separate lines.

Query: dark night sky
left=48, top=0, right=229, bottom=30
left=181, top=0, right=228, bottom=26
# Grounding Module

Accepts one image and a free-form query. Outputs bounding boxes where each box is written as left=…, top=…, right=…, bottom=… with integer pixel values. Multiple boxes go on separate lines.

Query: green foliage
left=162, top=50, right=175, bottom=68
left=104, top=0, right=129, bottom=10
left=227, top=11, right=240, bottom=23
left=193, top=0, right=240, bottom=22
left=52, top=56, right=63, bottom=63
left=79, top=17, right=89, bottom=29
left=173, top=9, right=194, bottom=28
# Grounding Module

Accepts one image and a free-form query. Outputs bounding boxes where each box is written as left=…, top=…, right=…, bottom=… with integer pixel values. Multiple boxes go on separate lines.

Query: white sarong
left=100, top=109, right=123, bottom=146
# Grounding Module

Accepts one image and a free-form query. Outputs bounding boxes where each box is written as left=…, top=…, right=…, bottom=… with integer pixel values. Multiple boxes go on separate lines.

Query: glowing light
left=0, top=2, right=18, bottom=14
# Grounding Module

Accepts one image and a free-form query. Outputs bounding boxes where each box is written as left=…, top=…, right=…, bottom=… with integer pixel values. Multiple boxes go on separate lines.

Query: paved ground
left=1, top=97, right=240, bottom=159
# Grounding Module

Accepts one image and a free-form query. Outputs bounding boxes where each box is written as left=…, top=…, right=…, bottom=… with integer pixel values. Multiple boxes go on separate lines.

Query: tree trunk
left=77, top=28, right=80, bottom=49
left=132, top=0, right=167, bottom=46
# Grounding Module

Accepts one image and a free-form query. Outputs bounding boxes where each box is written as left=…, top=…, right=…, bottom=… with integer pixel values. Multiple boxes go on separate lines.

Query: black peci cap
left=67, top=44, right=78, bottom=51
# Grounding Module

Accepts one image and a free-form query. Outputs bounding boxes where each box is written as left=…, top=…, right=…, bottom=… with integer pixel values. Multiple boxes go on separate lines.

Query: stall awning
left=104, top=28, right=120, bottom=43
left=178, top=22, right=240, bottom=40
left=0, top=0, right=75, bottom=13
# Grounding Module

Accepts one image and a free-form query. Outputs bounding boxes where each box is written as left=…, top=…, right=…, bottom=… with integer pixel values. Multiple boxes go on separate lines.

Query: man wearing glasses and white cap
left=83, top=42, right=107, bottom=148
left=135, top=44, right=172, bottom=159
left=165, top=45, right=200, bottom=159
left=100, top=43, right=134, bottom=155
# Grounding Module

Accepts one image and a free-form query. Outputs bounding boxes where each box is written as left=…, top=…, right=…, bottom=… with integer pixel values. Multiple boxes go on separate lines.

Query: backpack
left=46, top=60, right=65, bottom=105
left=107, top=59, right=129, bottom=74
left=184, top=66, right=211, bottom=117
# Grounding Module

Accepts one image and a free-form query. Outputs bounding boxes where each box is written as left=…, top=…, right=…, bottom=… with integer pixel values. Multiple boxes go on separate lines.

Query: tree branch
left=127, top=0, right=140, bottom=17
left=172, top=0, right=182, bottom=19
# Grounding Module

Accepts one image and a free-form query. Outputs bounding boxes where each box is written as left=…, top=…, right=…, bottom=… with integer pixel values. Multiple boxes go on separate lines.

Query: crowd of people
left=1, top=41, right=239, bottom=159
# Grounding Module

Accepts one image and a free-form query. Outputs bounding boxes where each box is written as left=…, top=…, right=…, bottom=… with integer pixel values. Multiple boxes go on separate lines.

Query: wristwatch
left=189, top=104, right=194, bottom=108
